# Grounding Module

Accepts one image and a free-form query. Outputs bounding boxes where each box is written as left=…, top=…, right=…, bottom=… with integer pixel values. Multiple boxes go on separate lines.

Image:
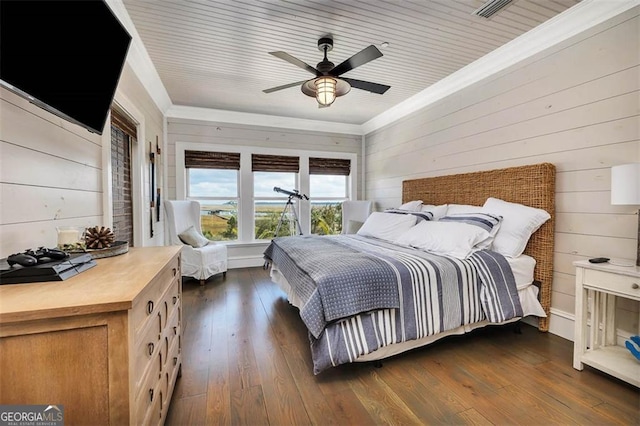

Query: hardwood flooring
left=166, top=267, right=639, bottom=425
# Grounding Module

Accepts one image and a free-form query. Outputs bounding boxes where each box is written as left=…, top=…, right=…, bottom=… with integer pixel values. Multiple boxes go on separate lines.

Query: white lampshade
left=611, top=163, right=640, bottom=205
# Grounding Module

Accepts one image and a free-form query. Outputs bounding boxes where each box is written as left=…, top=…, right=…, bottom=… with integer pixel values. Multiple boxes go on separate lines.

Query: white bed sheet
left=507, top=253, right=536, bottom=290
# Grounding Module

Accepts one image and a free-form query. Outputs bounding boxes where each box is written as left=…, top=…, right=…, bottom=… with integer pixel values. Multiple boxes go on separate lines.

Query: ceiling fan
left=263, top=37, right=391, bottom=108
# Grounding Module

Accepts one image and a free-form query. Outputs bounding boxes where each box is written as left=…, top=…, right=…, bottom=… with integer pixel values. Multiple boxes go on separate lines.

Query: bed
left=264, top=163, right=556, bottom=374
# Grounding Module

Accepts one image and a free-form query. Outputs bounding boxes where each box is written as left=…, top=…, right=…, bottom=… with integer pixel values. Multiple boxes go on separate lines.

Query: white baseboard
left=228, top=255, right=265, bottom=269
left=547, top=308, right=575, bottom=341
left=523, top=308, right=636, bottom=347
left=520, top=311, right=574, bottom=341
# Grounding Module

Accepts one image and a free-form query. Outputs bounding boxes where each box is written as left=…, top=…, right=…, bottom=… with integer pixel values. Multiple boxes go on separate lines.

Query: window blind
left=252, top=154, right=299, bottom=172
left=309, top=157, right=351, bottom=176
left=110, top=108, right=137, bottom=136
left=185, top=150, right=241, bottom=170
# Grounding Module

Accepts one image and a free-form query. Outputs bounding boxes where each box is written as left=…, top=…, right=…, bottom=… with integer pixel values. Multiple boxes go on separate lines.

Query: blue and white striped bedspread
left=264, top=234, right=522, bottom=374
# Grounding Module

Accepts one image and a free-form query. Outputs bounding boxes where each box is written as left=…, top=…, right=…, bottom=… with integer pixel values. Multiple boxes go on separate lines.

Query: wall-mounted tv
left=0, top=0, right=132, bottom=135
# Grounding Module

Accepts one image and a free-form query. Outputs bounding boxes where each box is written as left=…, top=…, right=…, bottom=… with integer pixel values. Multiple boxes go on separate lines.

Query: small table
left=573, top=260, right=640, bottom=387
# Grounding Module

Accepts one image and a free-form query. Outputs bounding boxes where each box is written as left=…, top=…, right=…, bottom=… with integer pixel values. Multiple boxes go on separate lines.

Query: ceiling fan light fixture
left=301, top=77, right=351, bottom=107
left=315, top=76, right=336, bottom=106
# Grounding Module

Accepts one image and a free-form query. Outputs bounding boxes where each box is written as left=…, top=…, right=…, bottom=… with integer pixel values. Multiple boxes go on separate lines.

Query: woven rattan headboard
left=402, top=163, right=556, bottom=331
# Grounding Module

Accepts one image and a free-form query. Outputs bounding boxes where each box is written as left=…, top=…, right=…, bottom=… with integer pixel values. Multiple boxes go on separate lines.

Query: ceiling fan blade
left=263, top=80, right=307, bottom=94
left=342, top=77, right=390, bottom=95
left=330, top=45, right=383, bottom=76
left=269, top=51, right=320, bottom=76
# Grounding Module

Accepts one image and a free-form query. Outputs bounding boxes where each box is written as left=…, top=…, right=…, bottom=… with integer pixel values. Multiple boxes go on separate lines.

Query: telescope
left=273, top=187, right=309, bottom=200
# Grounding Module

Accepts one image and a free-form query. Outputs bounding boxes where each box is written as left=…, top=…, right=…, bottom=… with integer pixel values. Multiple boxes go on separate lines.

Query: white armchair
left=341, top=200, right=373, bottom=234
left=164, top=200, right=227, bottom=285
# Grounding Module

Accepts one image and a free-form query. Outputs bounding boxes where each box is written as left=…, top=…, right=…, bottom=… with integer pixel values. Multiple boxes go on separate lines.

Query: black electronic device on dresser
left=0, top=247, right=96, bottom=285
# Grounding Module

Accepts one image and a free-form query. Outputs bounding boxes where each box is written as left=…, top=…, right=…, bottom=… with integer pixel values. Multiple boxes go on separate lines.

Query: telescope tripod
left=274, top=195, right=303, bottom=238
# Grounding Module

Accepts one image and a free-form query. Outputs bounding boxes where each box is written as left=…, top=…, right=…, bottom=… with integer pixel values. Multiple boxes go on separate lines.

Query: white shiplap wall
left=0, top=63, right=165, bottom=257
left=364, top=8, right=640, bottom=339
left=0, top=88, right=104, bottom=256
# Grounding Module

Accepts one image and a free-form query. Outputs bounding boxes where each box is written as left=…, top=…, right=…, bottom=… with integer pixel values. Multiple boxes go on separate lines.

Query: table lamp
left=611, top=163, right=640, bottom=267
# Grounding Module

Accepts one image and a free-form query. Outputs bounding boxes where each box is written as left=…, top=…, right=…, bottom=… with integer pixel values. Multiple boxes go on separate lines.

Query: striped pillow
left=384, top=208, right=434, bottom=222
left=438, top=213, right=502, bottom=249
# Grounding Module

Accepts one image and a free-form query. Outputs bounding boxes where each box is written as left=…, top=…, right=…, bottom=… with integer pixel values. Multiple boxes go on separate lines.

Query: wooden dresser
left=0, top=246, right=183, bottom=425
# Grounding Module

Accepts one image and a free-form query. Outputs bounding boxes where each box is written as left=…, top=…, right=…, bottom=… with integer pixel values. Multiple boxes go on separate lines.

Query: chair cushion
left=178, top=226, right=210, bottom=248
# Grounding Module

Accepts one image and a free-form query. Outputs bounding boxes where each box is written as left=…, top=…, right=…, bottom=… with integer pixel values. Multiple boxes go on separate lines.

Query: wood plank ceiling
left=121, top=0, right=581, bottom=125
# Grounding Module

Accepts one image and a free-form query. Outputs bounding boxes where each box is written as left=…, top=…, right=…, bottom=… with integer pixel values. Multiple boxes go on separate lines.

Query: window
left=178, top=143, right=357, bottom=244
left=110, top=109, right=135, bottom=245
left=253, top=154, right=299, bottom=239
left=309, top=157, right=350, bottom=235
left=185, top=151, right=240, bottom=241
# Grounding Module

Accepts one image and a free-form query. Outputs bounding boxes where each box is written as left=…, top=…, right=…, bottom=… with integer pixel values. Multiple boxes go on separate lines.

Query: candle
left=56, top=226, right=85, bottom=251
left=58, top=229, right=79, bottom=245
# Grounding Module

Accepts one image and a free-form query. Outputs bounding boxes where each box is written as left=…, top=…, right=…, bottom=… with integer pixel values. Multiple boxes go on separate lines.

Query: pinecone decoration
left=85, top=226, right=115, bottom=249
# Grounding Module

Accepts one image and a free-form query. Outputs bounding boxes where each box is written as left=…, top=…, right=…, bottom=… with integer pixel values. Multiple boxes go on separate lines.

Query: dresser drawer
left=134, top=347, right=163, bottom=422
left=163, top=302, right=180, bottom=353
left=166, top=327, right=181, bottom=382
left=137, top=379, right=163, bottom=426
left=582, top=269, right=640, bottom=300
left=133, top=313, right=162, bottom=390
left=132, top=259, right=180, bottom=336
left=159, top=277, right=180, bottom=331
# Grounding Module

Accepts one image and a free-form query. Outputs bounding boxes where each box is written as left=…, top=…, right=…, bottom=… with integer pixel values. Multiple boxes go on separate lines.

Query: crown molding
left=166, top=105, right=362, bottom=135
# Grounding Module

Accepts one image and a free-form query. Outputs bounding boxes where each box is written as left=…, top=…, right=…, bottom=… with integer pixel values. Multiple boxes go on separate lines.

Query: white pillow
left=445, top=204, right=484, bottom=215
left=394, top=220, right=491, bottom=259
left=421, top=204, right=448, bottom=220
left=178, top=225, right=210, bottom=248
left=438, top=212, right=502, bottom=249
left=357, top=212, right=417, bottom=242
left=482, top=197, right=551, bottom=258
left=398, top=200, right=423, bottom=211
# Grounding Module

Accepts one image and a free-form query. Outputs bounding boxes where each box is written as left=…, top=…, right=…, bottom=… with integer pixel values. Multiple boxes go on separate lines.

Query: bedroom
left=0, top=0, right=638, bottom=424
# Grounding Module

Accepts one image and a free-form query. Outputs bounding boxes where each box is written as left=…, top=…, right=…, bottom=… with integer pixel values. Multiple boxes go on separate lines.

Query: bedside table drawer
left=583, top=269, right=640, bottom=300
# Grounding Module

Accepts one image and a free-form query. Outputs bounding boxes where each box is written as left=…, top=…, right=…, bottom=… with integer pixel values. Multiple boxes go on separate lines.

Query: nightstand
left=573, top=260, right=640, bottom=387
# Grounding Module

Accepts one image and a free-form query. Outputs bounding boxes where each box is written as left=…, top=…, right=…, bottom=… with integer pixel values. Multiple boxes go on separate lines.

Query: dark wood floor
left=166, top=267, right=639, bottom=425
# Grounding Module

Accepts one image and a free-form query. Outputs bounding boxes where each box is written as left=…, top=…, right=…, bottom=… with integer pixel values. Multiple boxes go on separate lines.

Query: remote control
left=6, top=247, right=69, bottom=267
left=7, top=252, right=38, bottom=267
left=588, top=257, right=610, bottom=263
left=27, top=247, right=69, bottom=262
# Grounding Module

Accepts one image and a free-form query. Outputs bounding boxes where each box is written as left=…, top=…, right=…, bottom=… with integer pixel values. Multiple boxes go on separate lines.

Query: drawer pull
left=148, top=342, right=154, bottom=356
left=173, top=357, right=178, bottom=366
left=173, top=326, right=178, bottom=335
left=173, top=295, right=178, bottom=305
left=173, top=267, right=177, bottom=276
left=149, top=389, right=154, bottom=402
left=147, top=300, right=154, bottom=315
left=632, top=283, right=639, bottom=290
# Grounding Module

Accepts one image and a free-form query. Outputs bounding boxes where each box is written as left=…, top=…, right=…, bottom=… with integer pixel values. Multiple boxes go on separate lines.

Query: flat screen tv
left=0, top=0, right=132, bottom=135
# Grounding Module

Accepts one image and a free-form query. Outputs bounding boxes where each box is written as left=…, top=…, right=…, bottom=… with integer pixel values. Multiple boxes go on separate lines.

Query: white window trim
left=175, top=142, right=357, bottom=243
